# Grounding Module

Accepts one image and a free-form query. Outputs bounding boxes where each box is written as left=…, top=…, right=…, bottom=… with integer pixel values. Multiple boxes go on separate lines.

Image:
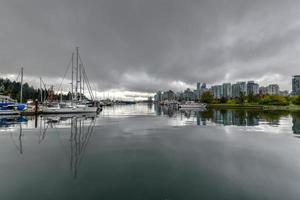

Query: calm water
left=1, top=104, right=300, bottom=199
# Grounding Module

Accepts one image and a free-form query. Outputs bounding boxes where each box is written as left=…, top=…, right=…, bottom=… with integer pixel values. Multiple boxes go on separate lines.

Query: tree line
left=200, top=91, right=300, bottom=106
left=0, top=78, right=72, bottom=102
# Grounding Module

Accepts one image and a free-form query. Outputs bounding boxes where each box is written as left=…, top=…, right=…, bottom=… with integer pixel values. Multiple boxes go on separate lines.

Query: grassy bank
left=208, top=103, right=300, bottom=111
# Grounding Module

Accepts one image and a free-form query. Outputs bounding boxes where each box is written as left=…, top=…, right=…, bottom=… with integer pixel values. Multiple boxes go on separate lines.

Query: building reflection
left=190, top=109, right=290, bottom=127
left=292, top=112, right=300, bottom=134
left=154, top=105, right=297, bottom=128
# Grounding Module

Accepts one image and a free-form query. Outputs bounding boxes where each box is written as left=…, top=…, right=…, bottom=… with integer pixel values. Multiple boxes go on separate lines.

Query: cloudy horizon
left=1, top=0, right=300, bottom=99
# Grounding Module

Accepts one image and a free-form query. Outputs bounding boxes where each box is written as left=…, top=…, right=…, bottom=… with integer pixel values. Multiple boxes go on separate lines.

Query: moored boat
left=179, top=101, right=207, bottom=109
left=42, top=47, right=101, bottom=114
left=0, top=96, right=27, bottom=115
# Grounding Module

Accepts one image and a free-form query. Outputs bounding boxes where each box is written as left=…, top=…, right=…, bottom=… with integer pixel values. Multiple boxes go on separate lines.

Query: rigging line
left=78, top=55, right=94, bottom=100
left=41, top=79, right=47, bottom=90
left=82, top=66, right=94, bottom=100
left=57, top=56, right=73, bottom=93
left=14, top=71, right=21, bottom=83
left=83, top=68, right=94, bottom=100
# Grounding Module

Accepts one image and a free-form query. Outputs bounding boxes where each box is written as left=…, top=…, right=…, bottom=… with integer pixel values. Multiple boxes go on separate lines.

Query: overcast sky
left=1, top=0, right=300, bottom=98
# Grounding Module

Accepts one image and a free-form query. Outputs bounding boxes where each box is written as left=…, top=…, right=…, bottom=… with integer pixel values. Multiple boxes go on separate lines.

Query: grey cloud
left=0, top=0, right=300, bottom=93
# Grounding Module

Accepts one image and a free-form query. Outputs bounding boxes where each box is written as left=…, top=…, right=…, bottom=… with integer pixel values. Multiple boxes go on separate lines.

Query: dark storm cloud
left=0, top=0, right=300, bottom=93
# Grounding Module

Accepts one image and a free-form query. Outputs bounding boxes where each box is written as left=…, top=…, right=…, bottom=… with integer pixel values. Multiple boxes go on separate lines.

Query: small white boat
left=179, top=101, right=207, bottom=109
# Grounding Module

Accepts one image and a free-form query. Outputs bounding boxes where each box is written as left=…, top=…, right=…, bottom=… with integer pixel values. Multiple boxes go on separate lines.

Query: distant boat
left=0, top=68, right=27, bottom=115
left=0, top=95, right=27, bottom=115
left=42, top=47, right=101, bottom=114
left=179, top=101, right=207, bottom=109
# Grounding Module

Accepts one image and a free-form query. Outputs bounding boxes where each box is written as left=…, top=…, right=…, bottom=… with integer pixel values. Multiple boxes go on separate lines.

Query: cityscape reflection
left=0, top=105, right=300, bottom=134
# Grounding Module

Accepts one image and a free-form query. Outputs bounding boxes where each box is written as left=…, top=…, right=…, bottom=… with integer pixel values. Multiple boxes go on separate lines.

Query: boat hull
left=42, top=107, right=98, bottom=114
left=0, top=110, right=20, bottom=115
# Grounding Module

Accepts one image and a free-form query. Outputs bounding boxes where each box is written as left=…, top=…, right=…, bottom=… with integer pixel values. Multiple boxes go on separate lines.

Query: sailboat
left=42, top=47, right=101, bottom=114
left=0, top=67, right=27, bottom=115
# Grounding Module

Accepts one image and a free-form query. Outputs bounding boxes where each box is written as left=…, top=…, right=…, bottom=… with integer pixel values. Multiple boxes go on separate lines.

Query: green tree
left=259, top=95, right=289, bottom=106
left=292, top=95, right=300, bottom=105
left=237, top=91, right=246, bottom=104
left=200, top=91, right=214, bottom=104
left=248, top=92, right=254, bottom=103
left=220, top=96, right=228, bottom=104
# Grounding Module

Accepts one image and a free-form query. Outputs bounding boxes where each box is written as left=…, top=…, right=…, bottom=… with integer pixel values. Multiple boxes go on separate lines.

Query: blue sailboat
left=0, top=96, right=27, bottom=115
left=0, top=68, right=27, bottom=115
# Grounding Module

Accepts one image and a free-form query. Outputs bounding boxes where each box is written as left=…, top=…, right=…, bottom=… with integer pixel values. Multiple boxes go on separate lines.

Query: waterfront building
left=162, top=90, right=176, bottom=101
left=292, top=75, right=300, bottom=95
left=247, top=81, right=259, bottom=95
left=279, top=90, right=289, bottom=96
left=259, top=87, right=268, bottom=95
left=195, top=82, right=208, bottom=99
left=232, top=82, right=247, bottom=98
left=183, top=88, right=196, bottom=101
left=211, top=85, right=223, bottom=99
left=267, top=84, right=279, bottom=95
left=197, top=82, right=201, bottom=90
left=194, top=89, right=201, bottom=99
left=222, top=83, right=232, bottom=98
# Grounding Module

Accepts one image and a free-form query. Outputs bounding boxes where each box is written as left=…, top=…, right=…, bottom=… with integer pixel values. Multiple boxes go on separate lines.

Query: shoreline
left=208, top=104, right=300, bottom=111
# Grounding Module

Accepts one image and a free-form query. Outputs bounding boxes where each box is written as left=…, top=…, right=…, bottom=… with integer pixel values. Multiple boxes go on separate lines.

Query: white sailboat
left=42, top=47, right=100, bottom=114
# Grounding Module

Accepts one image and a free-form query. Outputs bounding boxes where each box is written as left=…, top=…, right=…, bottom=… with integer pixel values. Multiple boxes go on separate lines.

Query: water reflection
left=0, top=105, right=300, bottom=134
left=154, top=104, right=300, bottom=132
left=2, top=114, right=96, bottom=178
left=292, top=112, right=300, bottom=134
left=41, top=114, right=96, bottom=178
left=0, top=115, right=27, bottom=128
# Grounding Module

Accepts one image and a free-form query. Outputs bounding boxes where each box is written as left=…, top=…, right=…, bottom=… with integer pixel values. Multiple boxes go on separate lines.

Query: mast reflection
left=69, top=115, right=95, bottom=179
left=40, top=114, right=96, bottom=178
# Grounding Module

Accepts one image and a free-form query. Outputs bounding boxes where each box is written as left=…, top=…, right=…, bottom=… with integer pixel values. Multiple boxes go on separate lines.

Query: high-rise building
left=247, top=81, right=259, bottom=95
left=211, top=85, right=223, bottom=99
left=292, top=75, right=300, bottom=95
left=232, top=82, right=247, bottom=98
left=197, top=82, right=201, bottom=90
left=259, top=87, right=268, bottom=95
left=201, top=83, right=207, bottom=89
left=267, top=84, right=279, bottom=95
left=222, top=83, right=232, bottom=98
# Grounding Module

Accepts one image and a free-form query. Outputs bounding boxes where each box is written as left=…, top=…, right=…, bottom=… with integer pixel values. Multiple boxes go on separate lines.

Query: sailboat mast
left=20, top=67, right=23, bottom=103
left=79, top=63, right=82, bottom=101
left=76, top=47, right=79, bottom=101
left=40, top=77, right=43, bottom=102
left=71, top=52, right=74, bottom=102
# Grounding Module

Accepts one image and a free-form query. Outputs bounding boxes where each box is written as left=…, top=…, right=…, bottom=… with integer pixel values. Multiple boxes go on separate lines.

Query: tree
left=237, top=91, right=246, bottom=104
left=200, top=91, right=214, bottom=104
left=259, top=95, right=289, bottom=106
left=220, top=96, right=228, bottom=104
left=292, top=95, right=300, bottom=105
left=248, top=91, right=254, bottom=103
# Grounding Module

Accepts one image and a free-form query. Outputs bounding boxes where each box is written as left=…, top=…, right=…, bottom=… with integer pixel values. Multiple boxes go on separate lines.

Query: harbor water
left=1, top=104, right=300, bottom=199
